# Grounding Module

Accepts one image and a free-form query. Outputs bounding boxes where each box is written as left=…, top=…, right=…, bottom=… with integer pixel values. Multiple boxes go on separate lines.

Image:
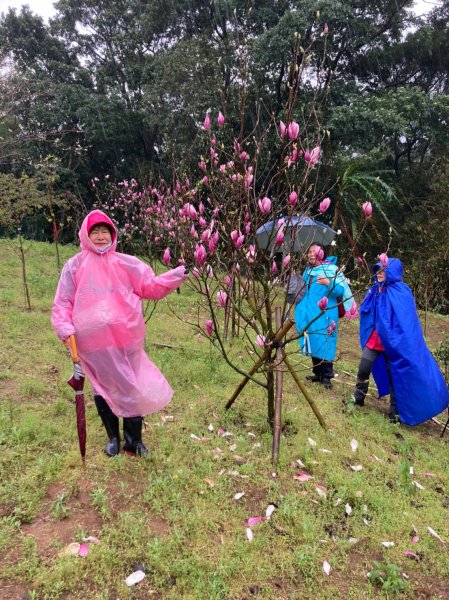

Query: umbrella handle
left=68, top=335, right=80, bottom=364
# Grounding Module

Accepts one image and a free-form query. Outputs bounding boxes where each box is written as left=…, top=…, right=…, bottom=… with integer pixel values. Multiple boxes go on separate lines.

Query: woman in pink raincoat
left=51, top=209, right=188, bottom=457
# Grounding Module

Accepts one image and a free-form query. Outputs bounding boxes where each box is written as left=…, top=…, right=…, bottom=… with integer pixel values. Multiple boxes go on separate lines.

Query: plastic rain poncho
left=359, top=258, right=449, bottom=426
left=294, top=257, right=356, bottom=361
left=51, top=210, right=188, bottom=417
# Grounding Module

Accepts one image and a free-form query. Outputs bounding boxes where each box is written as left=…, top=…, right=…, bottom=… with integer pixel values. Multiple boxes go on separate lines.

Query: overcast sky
left=0, top=0, right=442, bottom=21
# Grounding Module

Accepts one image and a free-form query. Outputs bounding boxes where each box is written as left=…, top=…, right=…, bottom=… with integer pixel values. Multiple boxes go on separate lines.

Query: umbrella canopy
left=256, top=216, right=336, bottom=254
left=67, top=336, right=86, bottom=464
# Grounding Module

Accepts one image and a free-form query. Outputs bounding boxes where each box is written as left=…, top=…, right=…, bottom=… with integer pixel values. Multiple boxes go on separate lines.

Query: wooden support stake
left=272, top=307, right=283, bottom=464
left=282, top=353, right=327, bottom=430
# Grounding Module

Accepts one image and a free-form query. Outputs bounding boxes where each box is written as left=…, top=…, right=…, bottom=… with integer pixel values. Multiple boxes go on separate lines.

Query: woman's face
left=307, top=245, right=322, bottom=266
left=89, top=224, right=112, bottom=249
left=376, top=269, right=387, bottom=283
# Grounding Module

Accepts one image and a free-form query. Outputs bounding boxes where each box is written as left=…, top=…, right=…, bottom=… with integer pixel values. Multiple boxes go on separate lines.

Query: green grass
left=1, top=239, right=449, bottom=599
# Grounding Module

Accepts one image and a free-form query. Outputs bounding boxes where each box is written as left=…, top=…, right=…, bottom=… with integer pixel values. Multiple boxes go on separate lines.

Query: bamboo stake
left=282, top=353, right=327, bottom=430
left=272, top=307, right=283, bottom=464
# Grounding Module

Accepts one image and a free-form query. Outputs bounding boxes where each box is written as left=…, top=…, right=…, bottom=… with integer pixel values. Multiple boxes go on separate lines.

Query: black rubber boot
left=123, top=417, right=149, bottom=457
left=93, top=395, right=120, bottom=457
left=321, top=361, right=334, bottom=389
left=306, top=357, right=323, bottom=382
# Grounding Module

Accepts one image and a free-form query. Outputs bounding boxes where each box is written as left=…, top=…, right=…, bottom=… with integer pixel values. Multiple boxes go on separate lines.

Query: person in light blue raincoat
left=294, top=243, right=356, bottom=389
left=354, top=256, right=449, bottom=425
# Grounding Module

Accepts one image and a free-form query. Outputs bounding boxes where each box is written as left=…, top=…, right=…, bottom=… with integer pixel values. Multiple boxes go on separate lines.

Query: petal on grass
left=83, top=536, right=100, bottom=544
left=247, top=516, right=266, bottom=527
left=315, top=485, right=327, bottom=499
left=413, top=480, right=424, bottom=490
left=296, top=458, right=306, bottom=468
left=78, top=543, right=89, bottom=557
left=308, top=437, right=317, bottom=447
left=125, top=570, right=146, bottom=587
left=345, top=504, right=353, bottom=516
left=234, top=492, right=245, bottom=500
left=403, top=551, right=419, bottom=558
left=265, top=505, right=276, bottom=520
left=246, top=528, right=254, bottom=541
left=60, top=542, right=81, bottom=557
left=412, top=535, right=420, bottom=544
left=428, top=527, right=445, bottom=543
left=323, top=560, right=332, bottom=576
left=381, top=541, right=395, bottom=548
left=294, top=472, right=314, bottom=482
left=350, top=439, right=358, bottom=452
left=350, top=465, right=363, bottom=472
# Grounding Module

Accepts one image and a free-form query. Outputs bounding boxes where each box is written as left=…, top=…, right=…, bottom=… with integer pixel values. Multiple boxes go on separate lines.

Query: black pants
left=354, top=347, right=397, bottom=415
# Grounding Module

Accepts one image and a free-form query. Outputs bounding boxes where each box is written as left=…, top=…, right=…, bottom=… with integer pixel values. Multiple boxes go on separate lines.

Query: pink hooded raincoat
left=51, top=210, right=187, bottom=417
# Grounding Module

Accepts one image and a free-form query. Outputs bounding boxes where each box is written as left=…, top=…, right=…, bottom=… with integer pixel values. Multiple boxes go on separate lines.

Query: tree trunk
left=18, top=231, right=31, bottom=311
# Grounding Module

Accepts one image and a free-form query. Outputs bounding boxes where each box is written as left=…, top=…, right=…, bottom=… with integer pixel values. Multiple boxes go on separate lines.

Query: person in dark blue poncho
left=354, top=256, right=449, bottom=425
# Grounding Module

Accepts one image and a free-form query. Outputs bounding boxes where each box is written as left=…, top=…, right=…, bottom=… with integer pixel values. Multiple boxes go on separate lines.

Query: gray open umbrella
left=256, top=215, right=336, bottom=254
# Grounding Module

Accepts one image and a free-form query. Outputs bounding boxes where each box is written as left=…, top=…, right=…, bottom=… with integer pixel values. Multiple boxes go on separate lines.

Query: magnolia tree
left=96, top=28, right=375, bottom=431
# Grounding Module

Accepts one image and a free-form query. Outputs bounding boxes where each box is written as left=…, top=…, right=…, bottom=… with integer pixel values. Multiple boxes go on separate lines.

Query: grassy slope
left=0, top=239, right=449, bottom=600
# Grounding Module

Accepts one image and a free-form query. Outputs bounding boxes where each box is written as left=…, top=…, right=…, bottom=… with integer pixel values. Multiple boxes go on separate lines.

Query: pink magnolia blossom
left=287, top=148, right=299, bottom=167
left=198, top=201, right=205, bottom=214
left=247, top=245, right=256, bottom=263
left=256, top=335, right=266, bottom=347
left=194, top=244, right=207, bottom=266
left=327, top=320, right=336, bottom=335
left=216, top=290, right=228, bottom=308
left=217, top=111, right=225, bottom=127
left=288, top=121, right=299, bottom=140
left=378, top=253, right=388, bottom=268
left=182, top=203, right=197, bottom=220
left=288, top=191, right=298, bottom=206
left=319, top=198, right=331, bottom=213
left=198, top=161, right=207, bottom=172
left=225, top=275, right=232, bottom=287
left=244, top=173, right=254, bottom=189
left=201, top=228, right=211, bottom=243
left=240, top=151, right=249, bottom=161
left=199, top=217, right=207, bottom=228
left=258, top=197, right=271, bottom=214
left=235, top=235, right=245, bottom=250
left=205, top=319, right=213, bottom=336
left=230, top=230, right=239, bottom=244
left=282, top=254, right=291, bottom=268
left=202, top=176, right=209, bottom=186
left=203, top=113, right=211, bottom=130
left=279, top=120, right=287, bottom=138
left=304, top=146, right=321, bottom=165
left=162, top=248, right=171, bottom=266
left=318, top=297, right=328, bottom=311
left=275, top=229, right=285, bottom=247
left=356, top=256, right=365, bottom=266
left=362, top=201, right=373, bottom=217
left=271, top=261, right=278, bottom=274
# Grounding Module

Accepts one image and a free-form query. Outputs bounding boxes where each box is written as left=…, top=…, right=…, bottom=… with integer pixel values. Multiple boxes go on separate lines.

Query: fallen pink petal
left=403, top=550, right=419, bottom=558
left=294, top=471, right=314, bottom=482
left=78, top=543, right=89, bottom=557
left=247, top=516, right=266, bottom=527
left=428, top=527, right=445, bottom=543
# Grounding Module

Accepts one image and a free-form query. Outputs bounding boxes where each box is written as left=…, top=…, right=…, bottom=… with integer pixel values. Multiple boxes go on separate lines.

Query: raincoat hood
left=371, top=257, right=403, bottom=285
left=79, top=210, right=117, bottom=253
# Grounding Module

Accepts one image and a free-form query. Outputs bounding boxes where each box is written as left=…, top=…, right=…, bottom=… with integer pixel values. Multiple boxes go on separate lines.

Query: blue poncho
left=359, top=257, right=449, bottom=426
left=294, top=257, right=354, bottom=361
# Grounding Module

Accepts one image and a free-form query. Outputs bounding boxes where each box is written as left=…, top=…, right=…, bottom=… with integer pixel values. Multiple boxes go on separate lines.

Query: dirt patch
left=20, top=479, right=102, bottom=559
left=0, top=581, right=29, bottom=600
